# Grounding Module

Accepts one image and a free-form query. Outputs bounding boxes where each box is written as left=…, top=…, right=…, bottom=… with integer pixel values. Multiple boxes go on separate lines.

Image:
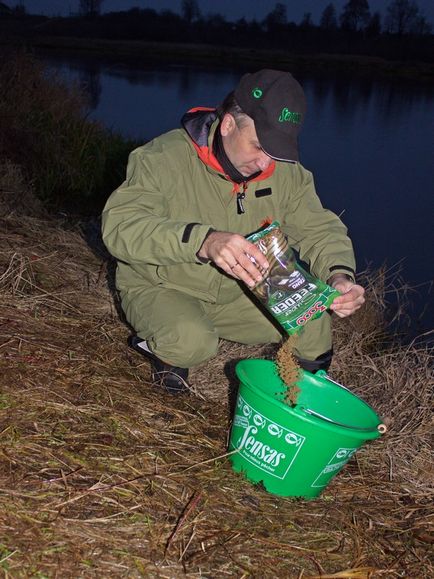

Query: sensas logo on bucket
left=232, top=396, right=306, bottom=480
left=236, top=424, right=286, bottom=468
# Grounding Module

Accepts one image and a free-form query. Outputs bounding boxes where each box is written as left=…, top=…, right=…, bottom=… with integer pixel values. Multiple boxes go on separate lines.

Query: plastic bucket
left=229, top=359, right=385, bottom=498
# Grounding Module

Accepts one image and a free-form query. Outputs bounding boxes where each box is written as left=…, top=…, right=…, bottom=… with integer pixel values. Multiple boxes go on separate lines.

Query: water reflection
left=78, top=64, right=102, bottom=110
left=305, top=73, right=431, bottom=128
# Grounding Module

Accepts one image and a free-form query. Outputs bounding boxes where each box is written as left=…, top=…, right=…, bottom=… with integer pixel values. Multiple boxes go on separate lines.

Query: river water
left=40, top=53, right=434, bottom=334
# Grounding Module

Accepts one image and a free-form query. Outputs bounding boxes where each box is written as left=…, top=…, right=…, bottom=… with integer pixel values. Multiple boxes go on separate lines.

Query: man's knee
left=122, top=287, right=220, bottom=368
left=150, top=315, right=220, bottom=368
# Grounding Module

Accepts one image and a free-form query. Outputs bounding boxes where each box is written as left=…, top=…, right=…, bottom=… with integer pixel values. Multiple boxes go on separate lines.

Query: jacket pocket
left=156, top=263, right=218, bottom=302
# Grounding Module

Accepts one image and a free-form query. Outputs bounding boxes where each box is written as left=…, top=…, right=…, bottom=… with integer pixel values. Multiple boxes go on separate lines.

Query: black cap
left=234, top=69, right=306, bottom=162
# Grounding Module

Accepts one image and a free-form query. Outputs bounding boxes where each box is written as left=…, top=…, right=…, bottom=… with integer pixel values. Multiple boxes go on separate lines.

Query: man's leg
left=292, top=313, right=333, bottom=372
left=122, top=284, right=333, bottom=377
left=205, top=291, right=283, bottom=344
left=121, top=285, right=220, bottom=368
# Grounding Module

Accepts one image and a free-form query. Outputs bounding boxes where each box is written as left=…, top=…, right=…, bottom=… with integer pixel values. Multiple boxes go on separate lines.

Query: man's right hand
left=198, top=230, right=269, bottom=288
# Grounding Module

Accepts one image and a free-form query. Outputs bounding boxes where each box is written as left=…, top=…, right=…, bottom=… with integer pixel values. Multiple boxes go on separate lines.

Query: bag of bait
left=246, top=221, right=340, bottom=335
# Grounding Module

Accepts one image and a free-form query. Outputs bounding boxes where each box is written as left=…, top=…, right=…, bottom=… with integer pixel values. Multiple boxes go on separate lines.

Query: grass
left=0, top=48, right=137, bottom=214
left=0, top=182, right=432, bottom=576
left=0, top=50, right=433, bottom=578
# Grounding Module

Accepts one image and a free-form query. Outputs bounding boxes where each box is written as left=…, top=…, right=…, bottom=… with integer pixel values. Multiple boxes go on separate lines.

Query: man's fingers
left=203, top=232, right=269, bottom=273
left=226, top=256, right=265, bottom=287
left=206, top=234, right=269, bottom=287
left=237, top=251, right=268, bottom=283
left=331, top=294, right=363, bottom=308
left=329, top=284, right=365, bottom=318
left=330, top=298, right=365, bottom=318
left=241, top=241, right=269, bottom=272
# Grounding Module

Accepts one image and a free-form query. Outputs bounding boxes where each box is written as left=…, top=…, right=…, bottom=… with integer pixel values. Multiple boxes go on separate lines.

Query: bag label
left=246, top=221, right=340, bottom=335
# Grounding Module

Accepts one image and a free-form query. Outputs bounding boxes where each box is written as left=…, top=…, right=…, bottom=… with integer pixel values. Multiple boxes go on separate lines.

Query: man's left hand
left=328, top=275, right=365, bottom=318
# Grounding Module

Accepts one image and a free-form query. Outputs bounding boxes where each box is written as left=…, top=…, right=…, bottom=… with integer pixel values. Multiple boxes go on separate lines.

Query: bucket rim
left=235, top=359, right=383, bottom=439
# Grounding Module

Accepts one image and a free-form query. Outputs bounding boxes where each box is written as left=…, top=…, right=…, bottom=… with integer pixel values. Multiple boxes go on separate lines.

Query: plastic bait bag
left=246, top=221, right=340, bottom=335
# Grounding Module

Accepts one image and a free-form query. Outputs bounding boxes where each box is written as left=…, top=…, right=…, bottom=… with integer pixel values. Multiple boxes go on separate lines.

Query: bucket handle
left=300, top=407, right=387, bottom=433
left=311, top=372, right=387, bottom=433
left=320, top=372, right=352, bottom=392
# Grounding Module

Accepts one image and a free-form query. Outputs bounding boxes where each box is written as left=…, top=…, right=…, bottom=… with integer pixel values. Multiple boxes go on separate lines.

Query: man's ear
left=220, top=113, right=236, bottom=137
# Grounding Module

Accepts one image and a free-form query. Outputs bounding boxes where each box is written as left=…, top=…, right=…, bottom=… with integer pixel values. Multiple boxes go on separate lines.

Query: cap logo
left=278, top=108, right=302, bottom=124
left=252, top=88, right=263, bottom=98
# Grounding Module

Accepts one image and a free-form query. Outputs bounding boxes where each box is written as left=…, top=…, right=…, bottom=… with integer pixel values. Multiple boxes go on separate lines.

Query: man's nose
left=256, top=153, right=272, bottom=171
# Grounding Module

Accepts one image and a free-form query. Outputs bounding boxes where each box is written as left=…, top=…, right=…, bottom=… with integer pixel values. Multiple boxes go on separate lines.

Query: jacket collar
left=181, top=108, right=275, bottom=191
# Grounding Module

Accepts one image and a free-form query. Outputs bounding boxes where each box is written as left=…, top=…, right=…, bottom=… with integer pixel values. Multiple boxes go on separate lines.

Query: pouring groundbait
left=246, top=221, right=340, bottom=335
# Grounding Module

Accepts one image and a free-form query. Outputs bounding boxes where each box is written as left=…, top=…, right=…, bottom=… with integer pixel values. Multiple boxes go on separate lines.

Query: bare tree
left=13, top=1, right=26, bottom=16
left=79, top=0, right=103, bottom=18
left=182, top=0, right=200, bottom=24
left=412, top=13, right=432, bottom=34
left=264, top=2, right=287, bottom=30
left=206, top=13, right=227, bottom=28
left=384, top=0, right=430, bottom=34
left=340, top=0, right=371, bottom=31
left=366, top=11, right=382, bottom=35
left=300, top=12, right=313, bottom=29
left=320, top=3, right=338, bottom=30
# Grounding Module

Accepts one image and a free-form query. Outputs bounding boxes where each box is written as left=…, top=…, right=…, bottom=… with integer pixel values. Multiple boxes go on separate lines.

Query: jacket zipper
left=236, top=182, right=248, bottom=214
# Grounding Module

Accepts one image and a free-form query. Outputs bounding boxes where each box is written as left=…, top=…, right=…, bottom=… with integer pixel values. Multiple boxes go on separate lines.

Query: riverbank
left=5, top=34, right=434, bottom=82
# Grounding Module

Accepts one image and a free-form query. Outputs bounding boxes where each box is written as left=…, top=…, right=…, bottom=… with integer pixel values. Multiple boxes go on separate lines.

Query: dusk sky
left=6, top=0, right=434, bottom=25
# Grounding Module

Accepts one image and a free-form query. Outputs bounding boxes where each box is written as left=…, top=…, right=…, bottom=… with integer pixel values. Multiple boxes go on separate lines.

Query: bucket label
left=230, top=394, right=305, bottom=480
left=310, top=447, right=357, bottom=488
left=233, top=415, right=249, bottom=429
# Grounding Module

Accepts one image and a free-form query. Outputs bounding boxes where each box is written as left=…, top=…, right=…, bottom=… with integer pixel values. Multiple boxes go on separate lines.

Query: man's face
left=220, top=114, right=273, bottom=177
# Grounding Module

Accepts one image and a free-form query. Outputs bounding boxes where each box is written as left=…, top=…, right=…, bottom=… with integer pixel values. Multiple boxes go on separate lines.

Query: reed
left=0, top=48, right=136, bottom=213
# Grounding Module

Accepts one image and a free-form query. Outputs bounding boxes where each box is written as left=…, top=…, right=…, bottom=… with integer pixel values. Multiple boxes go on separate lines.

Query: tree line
left=76, top=0, right=432, bottom=36
left=3, top=0, right=433, bottom=62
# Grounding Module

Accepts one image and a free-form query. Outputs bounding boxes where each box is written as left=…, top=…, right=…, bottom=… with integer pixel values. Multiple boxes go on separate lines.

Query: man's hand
left=198, top=230, right=269, bottom=287
left=328, top=274, right=365, bottom=318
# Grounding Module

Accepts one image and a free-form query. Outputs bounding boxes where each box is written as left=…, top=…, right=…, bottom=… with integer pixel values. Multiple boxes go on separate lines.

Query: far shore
left=3, top=34, right=434, bottom=82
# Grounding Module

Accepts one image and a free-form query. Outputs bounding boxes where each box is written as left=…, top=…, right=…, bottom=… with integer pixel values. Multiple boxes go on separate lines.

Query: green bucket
left=229, top=359, right=385, bottom=499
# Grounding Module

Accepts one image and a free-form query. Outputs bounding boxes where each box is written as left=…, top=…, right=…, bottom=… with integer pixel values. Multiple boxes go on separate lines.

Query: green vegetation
left=0, top=49, right=137, bottom=213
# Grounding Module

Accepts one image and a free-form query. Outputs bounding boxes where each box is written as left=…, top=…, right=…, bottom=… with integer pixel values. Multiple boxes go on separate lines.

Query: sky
left=7, top=0, right=434, bottom=26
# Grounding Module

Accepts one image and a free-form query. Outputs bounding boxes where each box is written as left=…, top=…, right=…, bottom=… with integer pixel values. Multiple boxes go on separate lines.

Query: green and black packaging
left=246, top=221, right=340, bottom=335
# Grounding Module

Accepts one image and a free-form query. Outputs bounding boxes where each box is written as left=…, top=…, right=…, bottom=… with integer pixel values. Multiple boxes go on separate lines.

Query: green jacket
left=102, top=109, right=356, bottom=305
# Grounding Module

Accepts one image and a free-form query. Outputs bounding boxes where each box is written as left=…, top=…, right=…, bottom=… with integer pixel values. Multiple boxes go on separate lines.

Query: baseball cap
left=234, top=69, right=306, bottom=162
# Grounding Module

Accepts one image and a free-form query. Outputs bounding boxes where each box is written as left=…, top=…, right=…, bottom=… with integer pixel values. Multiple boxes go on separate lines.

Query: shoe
left=295, top=349, right=333, bottom=374
left=128, top=336, right=189, bottom=394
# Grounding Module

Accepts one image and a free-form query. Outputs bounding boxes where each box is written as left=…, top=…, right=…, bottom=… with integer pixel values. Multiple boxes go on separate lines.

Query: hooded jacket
left=101, top=109, right=356, bottom=305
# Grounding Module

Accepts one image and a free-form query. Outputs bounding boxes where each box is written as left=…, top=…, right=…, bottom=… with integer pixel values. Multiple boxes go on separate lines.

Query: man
left=102, top=69, right=365, bottom=394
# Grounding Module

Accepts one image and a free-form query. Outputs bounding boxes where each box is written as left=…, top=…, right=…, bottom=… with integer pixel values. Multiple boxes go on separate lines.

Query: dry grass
left=0, top=176, right=433, bottom=578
